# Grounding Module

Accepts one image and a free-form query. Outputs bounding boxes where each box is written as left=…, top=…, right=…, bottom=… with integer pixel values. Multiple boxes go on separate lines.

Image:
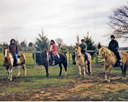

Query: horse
left=98, top=47, right=128, bottom=82
left=3, top=47, right=26, bottom=81
left=40, top=49, right=67, bottom=77
left=75, top=46, right=92, bottom=77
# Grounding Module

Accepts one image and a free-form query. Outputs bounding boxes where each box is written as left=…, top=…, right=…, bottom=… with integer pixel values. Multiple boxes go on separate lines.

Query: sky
left=0, top=0, right=128, bottom=47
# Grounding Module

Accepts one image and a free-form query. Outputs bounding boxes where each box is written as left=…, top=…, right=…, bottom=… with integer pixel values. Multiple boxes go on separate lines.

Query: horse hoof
left=88, top=72, right=92, bottom=75
left=107, top=80, right=110, bottom=83
left=65, top=72, right=67, bottom=76
left=10, top=79, right=12, bottom=81
left=83, top=75, right=85, bottom=78
left=78, top=75, right=81, bottom=77
left=119, top=76, right=123, bottom=79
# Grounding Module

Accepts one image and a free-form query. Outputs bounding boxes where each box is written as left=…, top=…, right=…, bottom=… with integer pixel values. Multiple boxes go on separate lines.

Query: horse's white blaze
left=5, top=49, right=7, bottom=58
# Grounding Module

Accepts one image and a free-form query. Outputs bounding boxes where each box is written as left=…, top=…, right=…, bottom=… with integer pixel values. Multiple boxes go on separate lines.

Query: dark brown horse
left=40, top=49, right=67, bottom=77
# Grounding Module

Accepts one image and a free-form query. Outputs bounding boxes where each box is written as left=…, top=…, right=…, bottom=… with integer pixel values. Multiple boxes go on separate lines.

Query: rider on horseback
left=48, top=40, right=58, bottom=65
left=79, top=39, right=90, bottom=64
left=108, top=35, right=122, bottom=65
left=9, top=39, right=19, bottom=64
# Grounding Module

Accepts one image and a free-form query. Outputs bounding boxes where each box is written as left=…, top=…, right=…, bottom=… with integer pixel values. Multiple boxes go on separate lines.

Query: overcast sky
left=0, top=0, right=128, bottom=47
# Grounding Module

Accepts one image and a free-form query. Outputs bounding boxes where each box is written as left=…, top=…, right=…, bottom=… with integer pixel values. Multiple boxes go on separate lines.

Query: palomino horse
left=3, top=47, right=26, bottom=81
left=40, top=49, right=67, bottom=77
left=75, top=46, right=92, bottom=77
left=98, top=47, right=128, bottom=82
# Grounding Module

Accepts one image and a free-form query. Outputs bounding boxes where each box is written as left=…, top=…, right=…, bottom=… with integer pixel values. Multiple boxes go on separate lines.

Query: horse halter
left=101, top=50, right=113, bottom=59
left=75, top=51, right=81, bottom=58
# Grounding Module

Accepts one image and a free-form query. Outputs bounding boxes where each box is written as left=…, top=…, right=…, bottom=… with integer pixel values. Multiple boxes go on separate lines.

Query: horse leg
left=108, top=65, right=113, bottom=83
left=59, top=63, right=62, bottom=76
left=23, top=64, right=27, bottom=76
left=104, top=64, right=107, bottom=81
left=77, top=64, right=81, bottom=77
left=120, top=63, right=124, bottom=79
left=87, top=62, right=91, bottom=75
left=82, top=65, right=86, bottom=78
left=63, top=62, right=67, bottom=76
left=7, top=69, right=10, bottom=80
left=9, top=68, right=13, bottom=81
left=17, top=65, right=21, bottom=77
left=89, top=62, right=92, bottom=75
left=123, top=63, right=127, bottom=77
left=44, top=63, right=49, bottom=77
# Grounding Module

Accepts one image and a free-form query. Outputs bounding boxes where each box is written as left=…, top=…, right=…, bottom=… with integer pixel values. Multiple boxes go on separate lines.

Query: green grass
left=0, top=64, right=78, bottom=93
left=0, top=52, right=78, bottom=93
left=0, top=52, right=122, bottom=95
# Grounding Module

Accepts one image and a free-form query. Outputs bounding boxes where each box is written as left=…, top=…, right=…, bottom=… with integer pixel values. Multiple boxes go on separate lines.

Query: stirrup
left=52, top=61, right=55, bottom=65
left=119, top=60, right=122, bottom=66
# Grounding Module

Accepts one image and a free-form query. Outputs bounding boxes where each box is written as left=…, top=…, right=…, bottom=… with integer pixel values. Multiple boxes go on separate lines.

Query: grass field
left=0, top=53, right=128, bottom=101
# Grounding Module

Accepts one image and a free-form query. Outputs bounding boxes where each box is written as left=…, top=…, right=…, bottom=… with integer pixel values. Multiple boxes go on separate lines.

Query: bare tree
left=109, top=5, right=128, bottom=39
left=55, top=38, right=63, bottom=50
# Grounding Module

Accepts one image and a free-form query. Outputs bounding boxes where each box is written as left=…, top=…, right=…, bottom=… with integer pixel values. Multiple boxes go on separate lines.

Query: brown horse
left=75, top=46, right=92, bottom=77
left=3, top=47, right=26, bottom=81
left=98, top=47, right=128, bottom=82
left=40, top=49, right=67, bottom=77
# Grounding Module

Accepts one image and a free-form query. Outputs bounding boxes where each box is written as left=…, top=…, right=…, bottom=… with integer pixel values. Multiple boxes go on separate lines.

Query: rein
left=101, top=51, right=113, bottom=59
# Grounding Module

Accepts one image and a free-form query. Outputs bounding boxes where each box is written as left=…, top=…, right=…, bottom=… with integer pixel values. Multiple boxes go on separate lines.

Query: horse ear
left=75, top=46, right=78, bottom=49
left=44, top=49, right=48, bottom=53
left=3, top=46, right=8, bottom=50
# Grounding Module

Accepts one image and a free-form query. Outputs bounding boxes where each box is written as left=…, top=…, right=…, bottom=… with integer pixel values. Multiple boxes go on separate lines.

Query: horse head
left=75, top=46, right=82, bottom=58
left=3, top=47, right=9, bottom=58
left=98, top=47, right=112, bottom=62
left=41, top=49, right=49, bottom=64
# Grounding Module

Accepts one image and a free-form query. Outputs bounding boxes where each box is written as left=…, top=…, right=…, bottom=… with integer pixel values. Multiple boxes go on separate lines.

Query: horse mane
left=40, top=49, right=48, bottom=58
left=75, top=46, right=81, bottom=51
left=101, top=47, right=114, bottom=56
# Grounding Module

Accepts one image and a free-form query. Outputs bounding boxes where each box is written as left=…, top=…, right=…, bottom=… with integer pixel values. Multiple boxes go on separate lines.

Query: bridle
left=75, top=49, right=82, bottom=58
left=101, top=50, right=113, bottom=59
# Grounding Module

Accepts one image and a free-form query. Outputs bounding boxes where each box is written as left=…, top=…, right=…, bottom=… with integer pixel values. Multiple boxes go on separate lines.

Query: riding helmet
left=110, top=35, right=115, bottom=38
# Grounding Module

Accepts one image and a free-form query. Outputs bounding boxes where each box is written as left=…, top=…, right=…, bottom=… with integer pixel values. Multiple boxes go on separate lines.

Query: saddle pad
left=17, top=54, right=22, bottom=58
left=119, top=53, right=124, bottom=59
left=57, top=53, right=60, bottom=58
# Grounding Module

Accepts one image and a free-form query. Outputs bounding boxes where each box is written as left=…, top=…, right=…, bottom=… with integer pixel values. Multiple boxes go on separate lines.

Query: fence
left=1, top=49, right=127, bottom=67
left=33, top=49, right=128, bottom=67
left=33, top=50, right=98, bottom=67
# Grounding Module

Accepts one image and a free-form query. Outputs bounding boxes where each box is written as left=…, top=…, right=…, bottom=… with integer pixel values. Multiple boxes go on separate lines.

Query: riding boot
left=88, top=60, right=90, bottom=64
left=115, top=51, right=122, bottom=66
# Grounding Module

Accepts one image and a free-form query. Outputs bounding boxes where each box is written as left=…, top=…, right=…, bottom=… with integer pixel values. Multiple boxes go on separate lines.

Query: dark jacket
left=79, top=43, right=87, bottom=53
left=108, top=40, right=119, bottom=52
left=9, top=43, right=19, bottom=54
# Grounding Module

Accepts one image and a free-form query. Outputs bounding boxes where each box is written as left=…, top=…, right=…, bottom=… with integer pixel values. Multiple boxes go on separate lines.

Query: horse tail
left=124, top=53, right=128, bottom=77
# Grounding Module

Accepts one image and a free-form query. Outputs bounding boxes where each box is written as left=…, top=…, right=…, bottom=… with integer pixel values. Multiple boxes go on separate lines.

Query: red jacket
left=48, top=44, right=58, bottom=56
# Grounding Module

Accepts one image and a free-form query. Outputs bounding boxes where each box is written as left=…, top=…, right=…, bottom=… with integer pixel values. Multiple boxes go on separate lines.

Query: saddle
left=13, top=54, right=22, bottom=66
left=49, top=52, right=60, bottom=66
left=114, top=53, right=124, bottom=67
